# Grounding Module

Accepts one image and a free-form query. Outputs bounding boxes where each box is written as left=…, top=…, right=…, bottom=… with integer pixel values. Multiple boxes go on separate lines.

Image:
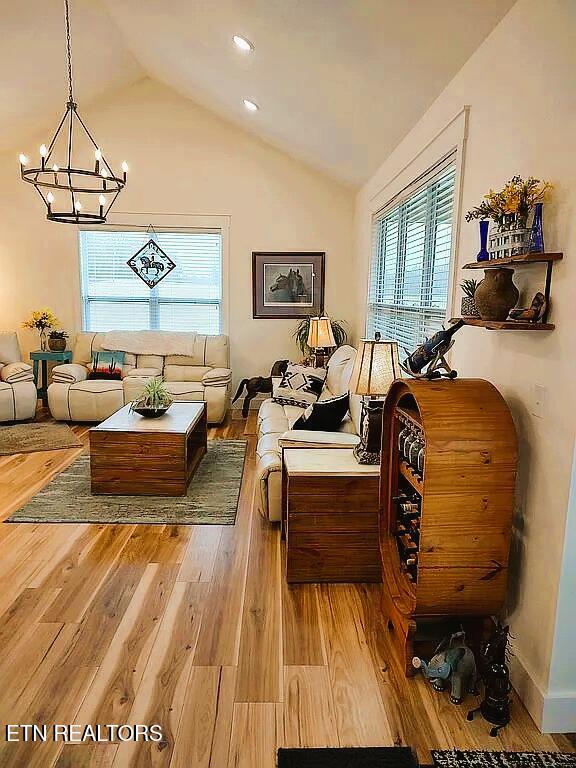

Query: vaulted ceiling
left=1, top=0, right=515, bottom=185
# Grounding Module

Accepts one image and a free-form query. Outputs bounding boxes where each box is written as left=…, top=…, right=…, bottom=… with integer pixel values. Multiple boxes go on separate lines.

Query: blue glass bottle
left=476, top=220, right=490, bottom=262
left=528, top=202, right=545, bottom=253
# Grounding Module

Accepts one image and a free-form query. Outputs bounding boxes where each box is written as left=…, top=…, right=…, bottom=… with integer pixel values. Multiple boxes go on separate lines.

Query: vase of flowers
left=22, top=308, right=61, bottom=351
left=466, top=175, right=552, bottom=260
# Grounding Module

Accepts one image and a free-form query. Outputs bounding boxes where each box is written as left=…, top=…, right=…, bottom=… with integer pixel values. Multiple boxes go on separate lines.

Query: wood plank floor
left=0, top=411, right=573, bottom=767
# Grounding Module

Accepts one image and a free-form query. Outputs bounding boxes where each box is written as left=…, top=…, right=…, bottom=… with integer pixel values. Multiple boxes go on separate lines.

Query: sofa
left=0, top=332, right=37, bottom=422
left=48, top=331, right=231, bottom=424
left=255, top=345, right=362, bottom=522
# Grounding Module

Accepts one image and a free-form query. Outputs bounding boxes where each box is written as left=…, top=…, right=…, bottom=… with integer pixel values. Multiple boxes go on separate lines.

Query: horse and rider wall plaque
left=127, top=236, right=176, bottom=289
left=252, top=251, right=325, bottom=318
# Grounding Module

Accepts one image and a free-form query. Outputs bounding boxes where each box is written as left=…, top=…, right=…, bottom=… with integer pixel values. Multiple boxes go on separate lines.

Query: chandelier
left=18, top=0, right=128, bottom=224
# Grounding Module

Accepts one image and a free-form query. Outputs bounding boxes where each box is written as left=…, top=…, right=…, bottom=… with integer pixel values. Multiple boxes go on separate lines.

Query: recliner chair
left=0, top=332, right=37, bottom=422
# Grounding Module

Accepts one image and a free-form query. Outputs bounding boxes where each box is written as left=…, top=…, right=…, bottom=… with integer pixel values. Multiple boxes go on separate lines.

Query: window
left=366, top=154, right=456, bottom=352
left=79, top=228, right=222, bottom=333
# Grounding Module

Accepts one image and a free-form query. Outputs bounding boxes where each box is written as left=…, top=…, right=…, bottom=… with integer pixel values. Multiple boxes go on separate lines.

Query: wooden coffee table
left=90, top=402, right=207, bottom=496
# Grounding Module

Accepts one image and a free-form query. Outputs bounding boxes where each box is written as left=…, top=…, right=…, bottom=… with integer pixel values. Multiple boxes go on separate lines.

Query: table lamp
left=307, top=315, right=336, bottom=368
left=349, top=333, right=400, bottom=464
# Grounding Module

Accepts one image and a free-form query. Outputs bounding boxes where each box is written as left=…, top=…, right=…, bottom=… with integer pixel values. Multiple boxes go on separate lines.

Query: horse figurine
left=233, top=360, right=289, bottom=417
left=269, top=269, right=308, bottom=303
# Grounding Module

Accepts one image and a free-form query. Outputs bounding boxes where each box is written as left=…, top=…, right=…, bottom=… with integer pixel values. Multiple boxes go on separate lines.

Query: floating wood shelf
left=462, top=252, right=563, bottom=269
left=451, top=317, right=555, bottom=331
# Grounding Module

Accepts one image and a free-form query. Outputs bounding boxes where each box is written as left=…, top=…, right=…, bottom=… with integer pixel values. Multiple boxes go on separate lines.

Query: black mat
left=432, top=752, right=576, bottom=768
left=278, top=747, right=418, bottom=768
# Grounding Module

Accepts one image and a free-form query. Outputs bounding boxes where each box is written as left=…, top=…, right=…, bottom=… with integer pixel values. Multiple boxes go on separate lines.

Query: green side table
left=30, top=349, right=72, bottom=406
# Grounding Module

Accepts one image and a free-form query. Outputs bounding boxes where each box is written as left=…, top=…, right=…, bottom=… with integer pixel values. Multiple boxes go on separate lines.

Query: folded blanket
left=101, top=331, right=197, bottom=358
left=0, top=362, right=34, bottom=384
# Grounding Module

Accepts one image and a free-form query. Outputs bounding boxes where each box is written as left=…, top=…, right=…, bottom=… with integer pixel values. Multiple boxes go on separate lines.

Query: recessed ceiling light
left=233, top=35, right=253, bottom=52
left=243, top=99, right=259, bottom=112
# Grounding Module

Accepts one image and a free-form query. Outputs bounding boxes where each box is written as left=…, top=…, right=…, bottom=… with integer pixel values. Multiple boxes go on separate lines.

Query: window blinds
left=366, top=153, right=456, bottom=353
left=79, top=228, right=222, bottom=334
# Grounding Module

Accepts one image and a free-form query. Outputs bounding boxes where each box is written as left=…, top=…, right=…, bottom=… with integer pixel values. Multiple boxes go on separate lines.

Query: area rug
left=432, top=752, right=576, bottom=768
left=277, top=747, right=418, bottom=768
left=0, top=422, right=82, bottom=456
left=7, top=439, right=246, bottom=525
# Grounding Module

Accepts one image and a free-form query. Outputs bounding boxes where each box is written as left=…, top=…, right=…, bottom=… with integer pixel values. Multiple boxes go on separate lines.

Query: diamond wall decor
left=127, top=239, right=176, bottom=288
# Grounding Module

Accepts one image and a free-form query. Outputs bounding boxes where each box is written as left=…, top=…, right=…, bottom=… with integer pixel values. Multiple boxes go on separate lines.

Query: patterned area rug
left=7, top=439, right=246, bottom=525
left=0, top=422, right=82, bottom=456
left=432, top=752, right=576, bottom=768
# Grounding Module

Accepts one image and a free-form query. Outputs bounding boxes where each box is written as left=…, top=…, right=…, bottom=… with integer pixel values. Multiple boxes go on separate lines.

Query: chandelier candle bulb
left=74, top=201, right=82, bottom=211
left=47, top=192, right=54, bottom=213
left=19, top=154, right=28, bottom=167
left=98, top=195, right=106, bottom=216
left=121, top=161, right=129, bottom=181
left=94, top=148, right=102, bottom=173
left=39, top=144, right=47, bottom=169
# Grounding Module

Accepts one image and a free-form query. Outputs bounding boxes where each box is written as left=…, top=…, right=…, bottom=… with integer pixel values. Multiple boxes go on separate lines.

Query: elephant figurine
left=412, top=632, right=478, bottom=704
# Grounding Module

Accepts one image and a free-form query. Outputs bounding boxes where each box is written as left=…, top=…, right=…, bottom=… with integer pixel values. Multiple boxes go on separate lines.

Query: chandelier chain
left=64, top=0, right=74, bottom=104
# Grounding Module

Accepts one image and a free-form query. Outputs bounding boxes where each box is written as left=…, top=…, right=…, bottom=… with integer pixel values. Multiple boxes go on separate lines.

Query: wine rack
left=380, top=378, right=518, bottom=676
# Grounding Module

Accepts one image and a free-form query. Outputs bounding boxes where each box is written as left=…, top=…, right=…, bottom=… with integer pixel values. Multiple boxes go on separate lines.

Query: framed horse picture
left=252, top=252, right=325, bottom=319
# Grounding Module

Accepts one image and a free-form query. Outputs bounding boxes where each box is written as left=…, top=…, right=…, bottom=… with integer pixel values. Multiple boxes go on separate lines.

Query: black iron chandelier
left=18, top=0, right=128, bottom=224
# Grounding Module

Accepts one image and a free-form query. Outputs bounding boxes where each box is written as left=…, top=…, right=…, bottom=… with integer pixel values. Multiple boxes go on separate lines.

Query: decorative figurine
left=467, top=622, right=513, bottom=737
left=508, top=291, right=547, bottom=323
left=232, top=360, right=289, bottom=417
left=412, top=631, right=479, bottom=704
left=400, top=320, right=464, bottom=380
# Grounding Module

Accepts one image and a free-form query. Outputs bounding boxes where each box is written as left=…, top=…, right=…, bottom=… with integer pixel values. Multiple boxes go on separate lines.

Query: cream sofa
left=48, top=331, right=231, bottom=424
left=0, top=332, right=37, bottom=422
left=256, top=345, right=362, bottom=522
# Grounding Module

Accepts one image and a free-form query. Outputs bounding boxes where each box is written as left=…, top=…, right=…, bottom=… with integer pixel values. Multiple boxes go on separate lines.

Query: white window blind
left=79, top=229, right=222, bottom=333
left=366, top=154, right=456, bottom=353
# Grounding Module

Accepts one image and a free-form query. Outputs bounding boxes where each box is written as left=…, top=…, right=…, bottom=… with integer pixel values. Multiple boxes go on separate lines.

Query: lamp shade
left=307, top=316, right=336, bottom=349
left=349, top=337, right=400, bottom=396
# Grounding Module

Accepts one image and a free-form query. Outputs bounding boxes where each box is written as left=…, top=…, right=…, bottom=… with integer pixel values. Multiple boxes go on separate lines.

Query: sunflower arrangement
left=465, top=175, right=552, bottom=229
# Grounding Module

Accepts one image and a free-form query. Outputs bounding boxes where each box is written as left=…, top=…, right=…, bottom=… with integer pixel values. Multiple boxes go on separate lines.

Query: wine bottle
left=403, top=319, right=465, bottom=374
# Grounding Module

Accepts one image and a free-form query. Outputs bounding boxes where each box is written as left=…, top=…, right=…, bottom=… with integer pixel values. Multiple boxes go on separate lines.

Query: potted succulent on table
left=460, top=279, right=480, bottom=318
left=130, top=377, right=174, bottom=418
left=48, top=330, right=69, bottom=352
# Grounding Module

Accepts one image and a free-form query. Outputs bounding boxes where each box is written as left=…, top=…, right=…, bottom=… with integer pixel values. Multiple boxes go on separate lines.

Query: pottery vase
left=474, top=268, right=519, bottom=322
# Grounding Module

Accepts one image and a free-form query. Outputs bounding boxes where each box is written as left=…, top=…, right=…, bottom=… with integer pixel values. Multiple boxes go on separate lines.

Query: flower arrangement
left=22, top=308, right=61, bottom=350
left=465, top=175, right=552, bottom=229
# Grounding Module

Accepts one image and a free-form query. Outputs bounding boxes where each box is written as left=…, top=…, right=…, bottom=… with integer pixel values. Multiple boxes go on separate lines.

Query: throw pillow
left=273, top=364, right=326, bottom=408
left=293, top=393, right=349, bottom=431
left=88, top=350, right=126, bottom=380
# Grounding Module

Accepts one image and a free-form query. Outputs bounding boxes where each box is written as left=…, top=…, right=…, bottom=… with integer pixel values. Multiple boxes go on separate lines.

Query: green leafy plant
left=130, top=377, right=174, bottom=411
left=292, top=314, right=348, bottom=357
left=460, top=279, right=479, bottom=298
left=48, top=330, right=69, bottom=340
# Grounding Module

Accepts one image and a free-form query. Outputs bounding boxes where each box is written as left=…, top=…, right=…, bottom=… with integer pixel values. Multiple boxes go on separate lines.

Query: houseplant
left=130, top=377, right=174, bottom=418
left=48, top=330, right=69, bottom=352
left=293, top=314, right=347, bottom=362
left=22, top=308, right=60, bottom=351
left=460, top=279, right=480, bottom=318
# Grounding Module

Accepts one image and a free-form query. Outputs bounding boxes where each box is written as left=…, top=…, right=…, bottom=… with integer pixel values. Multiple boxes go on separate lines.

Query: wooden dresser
left=379, top=378, right=518, bottom=675
left=282, top=447, right=381, bottom=583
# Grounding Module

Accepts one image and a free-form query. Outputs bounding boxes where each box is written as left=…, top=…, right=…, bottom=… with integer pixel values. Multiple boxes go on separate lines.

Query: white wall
left=354, top=0, right=576, bottom=731
left=0, top=78, right=355, bottom=386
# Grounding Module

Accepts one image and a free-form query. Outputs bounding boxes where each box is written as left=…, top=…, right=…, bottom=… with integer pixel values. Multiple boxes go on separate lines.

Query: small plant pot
left=48, top=338, right=67, bottom=352
left=132, top=405, right=171, bottom=418
left=461, top=296, right=480, bottom=318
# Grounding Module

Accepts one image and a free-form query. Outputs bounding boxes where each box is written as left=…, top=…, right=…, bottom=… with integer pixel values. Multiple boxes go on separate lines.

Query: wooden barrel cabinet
left=379, top=378, right=517, bottom=675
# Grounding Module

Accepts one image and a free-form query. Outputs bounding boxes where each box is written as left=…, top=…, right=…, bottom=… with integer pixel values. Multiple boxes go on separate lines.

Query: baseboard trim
left=511, top=650, right=576, bottom=733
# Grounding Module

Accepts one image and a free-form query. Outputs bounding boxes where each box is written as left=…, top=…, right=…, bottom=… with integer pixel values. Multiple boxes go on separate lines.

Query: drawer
left=288, top=511, right=378, bottom=534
